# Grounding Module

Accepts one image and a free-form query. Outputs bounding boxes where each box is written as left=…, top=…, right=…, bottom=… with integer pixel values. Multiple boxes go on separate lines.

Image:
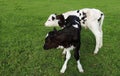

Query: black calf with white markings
left=43, top=15, right=84, bottom=73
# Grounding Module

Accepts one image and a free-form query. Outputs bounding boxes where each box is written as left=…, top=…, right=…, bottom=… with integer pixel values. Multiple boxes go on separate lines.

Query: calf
left=45, top=8, right=104, bottom=54
left=43, top=16, right=84, bottom=73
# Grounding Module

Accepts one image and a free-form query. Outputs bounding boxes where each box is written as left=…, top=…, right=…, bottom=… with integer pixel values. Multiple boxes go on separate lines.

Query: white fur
left=60, top=50, right=71, bottom=73
left=77, top=60, right=84, bottom=72
left=45, top=8, right=104, bottom=54
left=73, top=24, right=79, bottom=28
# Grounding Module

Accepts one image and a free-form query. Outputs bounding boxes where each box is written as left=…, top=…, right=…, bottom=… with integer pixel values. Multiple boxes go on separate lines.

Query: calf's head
left=45, top=14, right=65, bottom=27
left=43, top=28, right=59, bottom=50
left=44, top=14, right=59, bottom=27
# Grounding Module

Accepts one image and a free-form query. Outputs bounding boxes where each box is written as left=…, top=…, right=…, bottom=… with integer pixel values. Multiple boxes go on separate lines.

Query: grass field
left=0, top=0, right=120, bottom=76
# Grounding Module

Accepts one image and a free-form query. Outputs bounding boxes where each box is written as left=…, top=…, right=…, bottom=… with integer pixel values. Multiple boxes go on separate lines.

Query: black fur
left=56, top=14, right=65, bottom=27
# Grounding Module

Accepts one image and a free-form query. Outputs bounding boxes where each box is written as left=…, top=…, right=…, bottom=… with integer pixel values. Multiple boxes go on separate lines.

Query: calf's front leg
left=60, top=49, right=71, bottom=73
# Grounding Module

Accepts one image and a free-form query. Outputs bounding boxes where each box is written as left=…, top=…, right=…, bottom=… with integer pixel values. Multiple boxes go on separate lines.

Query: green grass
left=0, top=0, right=120, bottom=76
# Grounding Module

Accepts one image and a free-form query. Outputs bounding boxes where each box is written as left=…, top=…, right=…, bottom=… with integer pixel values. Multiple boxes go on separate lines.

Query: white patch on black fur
left=45, top=33, right=49, bottom=38
left=57, top=46, right=64, bottom=49
left=73, top=24, right=79, bottom=28
left=75, top=20, right=79, bottom=24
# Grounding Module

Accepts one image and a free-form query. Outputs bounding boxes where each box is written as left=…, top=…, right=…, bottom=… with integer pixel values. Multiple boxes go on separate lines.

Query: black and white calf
left=43, top=16, right=84, bottom=73
left=45, top=8, right=104, bottom=54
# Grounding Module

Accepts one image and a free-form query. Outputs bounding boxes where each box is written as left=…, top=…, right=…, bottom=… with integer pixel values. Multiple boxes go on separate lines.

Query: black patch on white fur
left=81, top=12, right=87, bottom=24
left=98, top=14, right=103, bottom=22
left=79, top=13, right=81, bottom=16
left=77, top=10, right=79, bottom=13
left=52, top=16, right=55, bottom=20
left=81, top=12, right=87, bottom=20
